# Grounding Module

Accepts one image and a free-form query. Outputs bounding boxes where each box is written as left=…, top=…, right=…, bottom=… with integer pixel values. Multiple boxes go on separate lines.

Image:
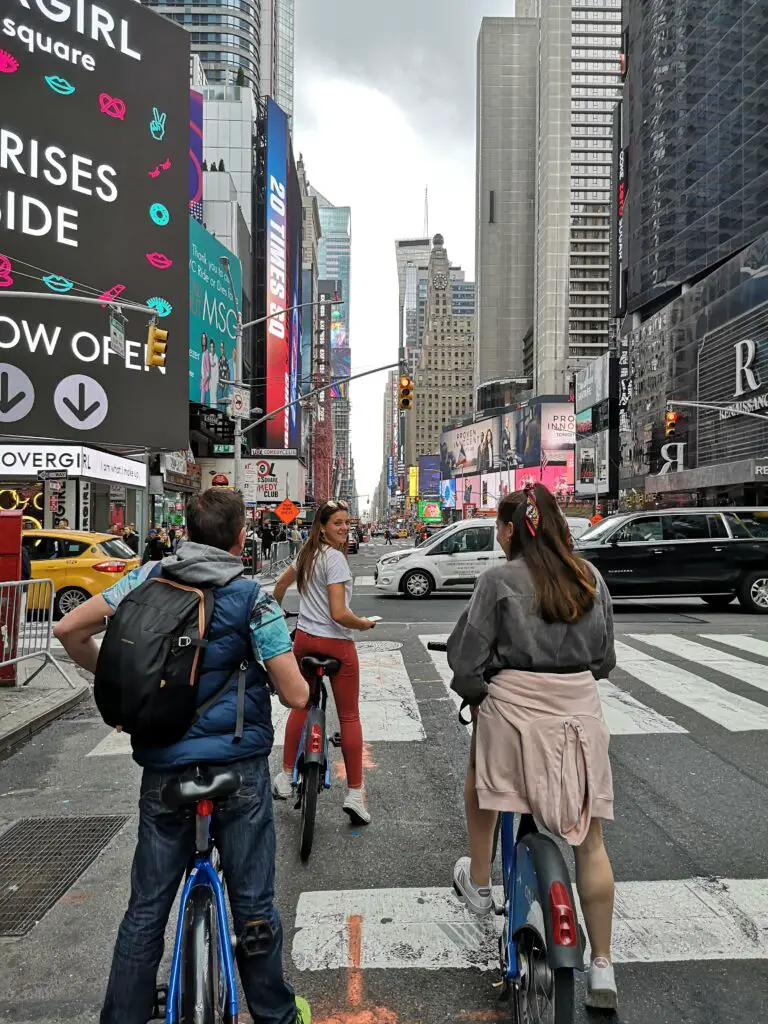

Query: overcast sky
left=294, top=0, right=515, bottom=514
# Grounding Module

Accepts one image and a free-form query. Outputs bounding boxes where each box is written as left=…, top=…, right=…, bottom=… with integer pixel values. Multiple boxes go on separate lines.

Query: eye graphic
left=45, top=75, right=75, bottom=95
left=146, top=296, right=172, bottom=318
left=99, top=93, right=126, bottom=120
left=0, top=49, right=19, bottom=74
left=145, top=252, right=173, bottom=269
left=97, top=283, right=126, bottom=307
left=149, top=203, right=170, bottom=226
left=42, top=275, right=74, bottom=293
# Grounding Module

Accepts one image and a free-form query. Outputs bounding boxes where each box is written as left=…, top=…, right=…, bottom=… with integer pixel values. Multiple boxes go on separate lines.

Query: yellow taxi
left=22, top=530, right=140, bottom=617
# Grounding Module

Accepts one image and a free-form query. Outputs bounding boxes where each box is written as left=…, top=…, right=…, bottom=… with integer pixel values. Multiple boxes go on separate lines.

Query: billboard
left=479, top=472, right=500, bottom=511
left=517, top=452, right=575, bottom=498
left=188, top=221, right=241, bottom=408
left=189, top=88, right=203, bottom=222
left=197, top=456, right=305, bottom=505
left=418, top=500, right=442, bottom=522
left=540, top=402, right=576, bottom=450
left=330, top=309, right=348, bottom=348
left=439, top=415, right=501, bottom=478
left=0, top=0, right=190, bottom=448
left=575, top=354, right=612, bottom=414
left=300, top=268, right=313, bottom=395
left=440, top=478, right=456, bottom=508
left=408, top=466, right=418, bottom=497
left=330, top=346, right=351, bottom=399
left=264, top=97, right=301, bottom=449
left=459, top=475, right=481, bottom=507
left=418, top=455, right=441, bottom=496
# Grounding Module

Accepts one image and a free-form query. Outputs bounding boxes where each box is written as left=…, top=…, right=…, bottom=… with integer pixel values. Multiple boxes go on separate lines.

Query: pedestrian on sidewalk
left=289, top=523, right=302, bottom=557
left=261, top=522, right=274, bottom=560
left=272, top=498, right=376, bottom=824
left=54, top=488, right=313, bottom=1024
left=446, top=483, right=619, bottom=1012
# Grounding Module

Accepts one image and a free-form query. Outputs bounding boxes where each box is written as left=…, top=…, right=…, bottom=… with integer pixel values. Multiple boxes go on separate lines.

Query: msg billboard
left=0, top=0, right=190, bottom=448
left=265, top=97, right=301, bottom=449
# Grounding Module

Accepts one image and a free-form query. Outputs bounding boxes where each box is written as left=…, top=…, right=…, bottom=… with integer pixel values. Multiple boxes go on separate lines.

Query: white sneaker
left=585, top=957, right=618, bottom=1011
left=272, top=771, right=293, bottom=800
left=343, top=787, right=371, bottom=825
left=453, top=856, right=492, bottom=916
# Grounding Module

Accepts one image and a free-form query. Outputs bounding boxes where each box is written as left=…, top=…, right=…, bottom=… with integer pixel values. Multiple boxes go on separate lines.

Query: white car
left=565, top=516, right=593, bottom=540
left=374, top=519, right=506, bottom=598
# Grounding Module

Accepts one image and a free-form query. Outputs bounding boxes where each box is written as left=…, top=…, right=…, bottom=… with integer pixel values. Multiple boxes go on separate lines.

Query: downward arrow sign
left=0, top=370, right=26, bottom=414
left=62, top=382, right=101, bottom=421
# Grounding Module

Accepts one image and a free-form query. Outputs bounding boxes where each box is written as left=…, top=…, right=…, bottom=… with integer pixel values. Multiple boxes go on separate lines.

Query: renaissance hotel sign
left=0, top=0, right=190, bottom=447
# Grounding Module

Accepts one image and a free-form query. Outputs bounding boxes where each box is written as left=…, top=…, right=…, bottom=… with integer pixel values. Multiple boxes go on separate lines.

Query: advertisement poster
left=197, top=457, right=305, bottom=504
left=418, top=455, right=441, bottom=496
left=540, top=402, right=576, bottom=449
left=264, top=97, right=301, bottom=449
left=459, top=475, right=481, bottom=507
left=576, top=432, right=610, bottom=496
left=480, top=472, right=501, bottom=510
left=440, top=478, right=457, bottom=509
left=418, top=500, right=442, bottom=522
left=517, top=452, right=575, bottom=497
left=330, top=346, right=351, bottom=399
left=189, top=88, right=203, bottom=222
left=188, top=221, right=241, bottom=408
left=515, top=404, right=541, bottom=467
left=439, top=416, right=501, bottom=477
left=498, top=412, right=519, bottom=468
left=408, top=466, right=418, bottom=497
left=0, top=0, right=190, bottom=448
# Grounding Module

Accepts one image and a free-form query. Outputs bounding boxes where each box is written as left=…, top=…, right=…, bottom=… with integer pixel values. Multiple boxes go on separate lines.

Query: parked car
left=565, top=516, right=593, bottom=540
left=576, top=507, right=768, bottom=613
left=21, top=530, right=140, bottom=617
left=375, top=519, right=505, bottom=598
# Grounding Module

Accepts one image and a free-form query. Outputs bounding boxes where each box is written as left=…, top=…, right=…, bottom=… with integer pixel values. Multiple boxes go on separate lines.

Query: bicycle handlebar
left=427, top=641, right=447, bottom=652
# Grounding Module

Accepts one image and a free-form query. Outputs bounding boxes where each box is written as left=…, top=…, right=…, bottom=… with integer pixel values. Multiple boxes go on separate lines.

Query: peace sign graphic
left=150, top=107, right=167, bottom=141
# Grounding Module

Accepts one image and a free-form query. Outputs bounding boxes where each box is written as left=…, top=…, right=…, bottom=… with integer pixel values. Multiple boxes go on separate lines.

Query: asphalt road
left=2, top=538, right=768, bottom=1023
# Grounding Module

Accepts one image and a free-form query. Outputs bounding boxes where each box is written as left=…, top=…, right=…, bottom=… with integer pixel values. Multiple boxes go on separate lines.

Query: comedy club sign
left=0, top=0, right=190, bottom=447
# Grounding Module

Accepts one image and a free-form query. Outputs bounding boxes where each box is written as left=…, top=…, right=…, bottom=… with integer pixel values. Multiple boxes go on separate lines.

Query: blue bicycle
left=427, top=641, right=583, bottom=1024
left=152, top=765, right=242, bottom=1024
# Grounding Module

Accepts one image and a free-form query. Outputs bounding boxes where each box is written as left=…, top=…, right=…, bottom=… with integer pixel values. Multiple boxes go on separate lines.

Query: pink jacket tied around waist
left=474, top=668, right=614, bottom=846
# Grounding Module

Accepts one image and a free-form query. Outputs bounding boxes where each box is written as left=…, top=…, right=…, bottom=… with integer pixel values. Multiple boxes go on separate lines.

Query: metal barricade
left=0, top=579, right=77, bottom=688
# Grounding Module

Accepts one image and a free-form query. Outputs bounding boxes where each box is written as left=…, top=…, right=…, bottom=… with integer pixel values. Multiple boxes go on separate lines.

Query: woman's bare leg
left=464, top=733, right=497, bottom=887
left=574, top=818, right=615, bottom=960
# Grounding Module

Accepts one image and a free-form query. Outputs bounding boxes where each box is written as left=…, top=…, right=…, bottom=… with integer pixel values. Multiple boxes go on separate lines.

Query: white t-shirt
left=296, top=547, right=354, bottom=641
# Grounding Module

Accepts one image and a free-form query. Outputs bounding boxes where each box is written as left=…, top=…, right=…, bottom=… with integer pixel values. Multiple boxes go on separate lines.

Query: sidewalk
left=0, top=656, right=89, bottom=754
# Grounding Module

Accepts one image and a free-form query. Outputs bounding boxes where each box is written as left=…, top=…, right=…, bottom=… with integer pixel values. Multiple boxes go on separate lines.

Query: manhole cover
left=0, top=815, right=129, bottom=936
left=356, top=641, right=403, bottom=652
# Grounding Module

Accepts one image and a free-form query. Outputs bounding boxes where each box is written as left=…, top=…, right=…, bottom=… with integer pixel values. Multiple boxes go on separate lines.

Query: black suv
left=577, top=508, right=768, bottom=613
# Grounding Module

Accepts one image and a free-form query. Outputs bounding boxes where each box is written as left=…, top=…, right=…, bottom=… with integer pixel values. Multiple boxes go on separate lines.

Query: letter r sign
left=734, top=338, right=761, bottom=398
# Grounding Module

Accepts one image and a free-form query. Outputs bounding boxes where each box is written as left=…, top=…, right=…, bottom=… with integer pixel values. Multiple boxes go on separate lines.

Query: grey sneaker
left=343, top=787, right=371, bottom=825
left=453, top=856, right=492, bottom=916
left=585, top=957, right=618, bottom=1011
left=272, top=771, right=293, bottom=800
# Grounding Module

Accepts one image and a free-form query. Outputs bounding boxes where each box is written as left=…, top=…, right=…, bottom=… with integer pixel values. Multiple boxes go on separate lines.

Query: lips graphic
left=146, top=252, right=173, bottom=269
left=0, top=49, right=19, bottom=74
left=45, top=75, right=75, bottom=95
left=42, top=275, right=74, bottom=293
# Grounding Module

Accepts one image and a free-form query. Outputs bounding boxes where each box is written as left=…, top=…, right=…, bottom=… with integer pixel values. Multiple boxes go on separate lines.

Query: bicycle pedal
left=330, top=731, right=342, bottom=747
left=492, top=900, right=506, bottom=916
left=150, top=985, right=167, bottom=1019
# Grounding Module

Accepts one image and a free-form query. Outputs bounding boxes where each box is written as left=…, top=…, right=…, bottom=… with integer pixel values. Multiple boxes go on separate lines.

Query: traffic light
left=146, top=322, right=168, bottom=367
left=398, top=374, right=414, bottom=410
left=664, top=410, right=678, bottom=438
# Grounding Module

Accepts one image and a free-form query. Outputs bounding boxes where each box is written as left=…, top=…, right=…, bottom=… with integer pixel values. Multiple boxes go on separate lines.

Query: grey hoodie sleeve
left=590, top=572, right=616, bottom=678
left=447, top=572, right=498, bottom=705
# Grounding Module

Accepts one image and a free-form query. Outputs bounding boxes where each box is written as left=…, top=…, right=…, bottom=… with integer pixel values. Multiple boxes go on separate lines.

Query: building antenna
left=423, top=186, right=429, bottom=237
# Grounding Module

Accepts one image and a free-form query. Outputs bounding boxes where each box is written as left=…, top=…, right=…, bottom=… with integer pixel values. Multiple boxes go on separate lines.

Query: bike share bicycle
left=427, top=641, right=585, bottom=1024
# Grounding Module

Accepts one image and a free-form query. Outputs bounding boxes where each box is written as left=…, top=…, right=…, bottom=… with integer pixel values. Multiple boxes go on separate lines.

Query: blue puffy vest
left=132, top=577, right=274, bottom=769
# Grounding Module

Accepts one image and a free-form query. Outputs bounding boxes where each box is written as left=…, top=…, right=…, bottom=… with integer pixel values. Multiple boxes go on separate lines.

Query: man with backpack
left=54, top=488, right=312, bottom=1024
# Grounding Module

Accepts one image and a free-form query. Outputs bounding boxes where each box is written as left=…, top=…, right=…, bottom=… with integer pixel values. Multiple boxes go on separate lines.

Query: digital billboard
left=0, top=0, right=190, bottom=448
left=189, top=88, right=203, bottom=222
left=330, top=345, right=350, bottom=399
left=418, top=454, right=440, bottom=496
left=188, top=221, right=241, bottom=408
left=418, top=500, right=442, bottom=523
left=459, top=475, right=481, bottom=507
left=264, top=97, right=300, bottom=449
left=439, top=415, right=501, bottom=478
left=300, top=268, right=312, bottom=395
left=440, top=478, right=456, bottom=508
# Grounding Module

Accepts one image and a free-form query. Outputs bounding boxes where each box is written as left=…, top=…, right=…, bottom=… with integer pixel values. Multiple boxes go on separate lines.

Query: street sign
left=0, top=0, right=190, bottom=448
left=274, top=499, right=300, bottom=525
left=37, top=471, right=68, bottom=482
left=231, top=386, right=251, bottom=418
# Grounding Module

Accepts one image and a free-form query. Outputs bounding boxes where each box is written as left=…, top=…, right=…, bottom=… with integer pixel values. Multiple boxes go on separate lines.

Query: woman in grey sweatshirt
left=446, top=484, right=619, bottom=1012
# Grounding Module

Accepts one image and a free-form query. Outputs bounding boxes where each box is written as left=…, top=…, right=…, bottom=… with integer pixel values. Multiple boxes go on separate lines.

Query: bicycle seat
left=301, top=655, right=341, bottom=677
left=161, top=766, right=242, bottom=810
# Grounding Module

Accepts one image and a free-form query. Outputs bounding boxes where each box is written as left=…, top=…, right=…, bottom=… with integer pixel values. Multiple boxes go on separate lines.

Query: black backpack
left=94, top=568, right=248, bottom=748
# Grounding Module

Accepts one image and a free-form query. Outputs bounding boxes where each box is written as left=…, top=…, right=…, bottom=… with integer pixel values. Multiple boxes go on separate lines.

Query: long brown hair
left=295, top=500, right=349, bottom=594
left=498, top=483, right=597, bottom=623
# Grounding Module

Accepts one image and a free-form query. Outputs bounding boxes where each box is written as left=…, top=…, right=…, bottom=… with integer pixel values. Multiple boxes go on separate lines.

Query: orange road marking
left=347, top=913, right=363, bottom=1007
left=334, top=743, right=377, bottom=781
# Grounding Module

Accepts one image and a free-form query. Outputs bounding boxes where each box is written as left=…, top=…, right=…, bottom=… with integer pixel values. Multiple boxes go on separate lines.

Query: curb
left=0, top=685, right=90, bottom=755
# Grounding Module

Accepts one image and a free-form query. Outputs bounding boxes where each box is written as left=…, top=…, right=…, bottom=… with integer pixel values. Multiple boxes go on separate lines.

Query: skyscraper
left=260, top=0, right=295, bottom=121
left=142, top=0, right=262, bottom=91
left=475, top=15, right=538, bottom=401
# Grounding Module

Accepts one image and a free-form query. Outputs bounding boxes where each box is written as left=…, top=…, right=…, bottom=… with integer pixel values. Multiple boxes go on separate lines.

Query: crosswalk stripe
left=629, top=634, right=768, bottom=697
left=419, top=635, right=686, bottom=736
left=615, top=639, right=768, bottom=731
left=354, top=576, right=376, bottom=587
left=292, top=877, right=768, bottom=970
left=699, top=633, right=768, bottom=660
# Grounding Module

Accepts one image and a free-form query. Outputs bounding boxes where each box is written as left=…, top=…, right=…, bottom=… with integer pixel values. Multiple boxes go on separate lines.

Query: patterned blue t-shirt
left=102, top=564, right=292, bottom=663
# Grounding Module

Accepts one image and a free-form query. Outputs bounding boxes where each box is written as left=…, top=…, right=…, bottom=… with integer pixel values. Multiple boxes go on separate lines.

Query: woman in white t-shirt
left=272, top=499, right=375, bottom=824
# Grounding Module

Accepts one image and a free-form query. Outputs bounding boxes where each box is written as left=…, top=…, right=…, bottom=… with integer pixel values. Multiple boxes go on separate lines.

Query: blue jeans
left=101, top=756, right=296, bottom=1024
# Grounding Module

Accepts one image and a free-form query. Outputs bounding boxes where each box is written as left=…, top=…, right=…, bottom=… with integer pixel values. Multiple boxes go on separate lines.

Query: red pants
left=283, top=629, right=364, bottom=788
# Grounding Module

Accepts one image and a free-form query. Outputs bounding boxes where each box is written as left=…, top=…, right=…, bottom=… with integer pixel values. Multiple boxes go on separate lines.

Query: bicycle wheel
left=510, top=929, right=574, bottom=1024
left=299, top=761, right=320, bottom=861
left=180, top=886, right=222, bottom=1023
